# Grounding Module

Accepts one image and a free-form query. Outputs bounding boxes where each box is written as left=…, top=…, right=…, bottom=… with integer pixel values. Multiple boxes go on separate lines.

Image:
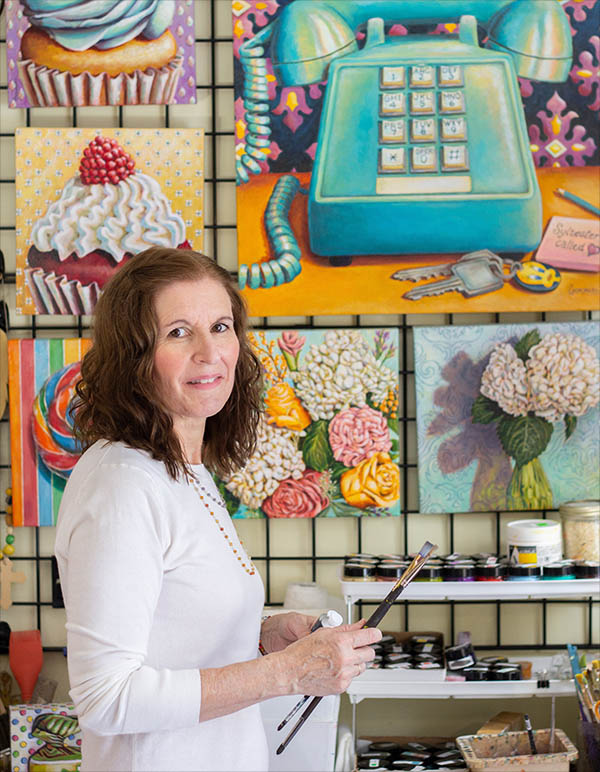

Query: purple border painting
left=6, top=0, right=197, bottom=108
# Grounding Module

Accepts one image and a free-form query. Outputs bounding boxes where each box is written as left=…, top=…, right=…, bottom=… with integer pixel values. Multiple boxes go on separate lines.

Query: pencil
left=555, top=188, right=600, bottom=217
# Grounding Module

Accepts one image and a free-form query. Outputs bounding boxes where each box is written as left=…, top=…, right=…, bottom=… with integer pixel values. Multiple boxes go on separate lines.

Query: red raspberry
left=79, top=135, right=136, bottom=186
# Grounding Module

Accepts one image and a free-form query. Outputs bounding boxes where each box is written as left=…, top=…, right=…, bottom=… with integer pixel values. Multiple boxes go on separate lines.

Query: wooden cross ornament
left=0, top=556, right=26, bottom=610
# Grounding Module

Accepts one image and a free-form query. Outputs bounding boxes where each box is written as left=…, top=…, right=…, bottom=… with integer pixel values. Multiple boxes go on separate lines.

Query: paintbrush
left=277, top=610, right=343, bottom=731
left=524, top=714, right=537, bottom=754
left=276, top=541, right=438, bottom=755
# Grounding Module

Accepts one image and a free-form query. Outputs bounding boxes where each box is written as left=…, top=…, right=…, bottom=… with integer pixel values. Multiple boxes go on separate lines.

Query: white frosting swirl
left=31, top=173, right=186, bottom=262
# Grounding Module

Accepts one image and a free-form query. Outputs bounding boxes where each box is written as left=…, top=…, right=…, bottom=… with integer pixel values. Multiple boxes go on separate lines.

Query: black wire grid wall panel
left=0, top=1, right=597, bottom=655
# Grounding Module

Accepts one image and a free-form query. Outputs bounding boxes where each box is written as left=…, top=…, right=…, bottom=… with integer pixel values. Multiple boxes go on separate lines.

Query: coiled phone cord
left=236, top=28, right=273, bottom=184
left=239, top=174, right=306, bottom=290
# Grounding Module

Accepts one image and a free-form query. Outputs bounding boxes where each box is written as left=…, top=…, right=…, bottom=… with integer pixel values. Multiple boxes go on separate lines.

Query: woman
left=55, top=247, right=381, bottom=772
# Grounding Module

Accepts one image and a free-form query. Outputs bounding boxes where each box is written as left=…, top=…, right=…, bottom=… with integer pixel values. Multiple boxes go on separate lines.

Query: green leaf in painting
left=514, top=329, right=541, bottom=362
left=302, top=419, right=333, bottom=471
left=330, top=461, right=348, bottom=483
left=215, top=477, right=241, bottom=517
left=496, top=415, right=553, bottom=467
left=330, top=498, right=363, bottom=517
left=564, top=414, right=577, bottom=440
left=471, top=394, right=505, bottom=424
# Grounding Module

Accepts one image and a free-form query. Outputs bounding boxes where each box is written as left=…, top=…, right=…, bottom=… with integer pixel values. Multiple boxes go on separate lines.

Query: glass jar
left=560, top=500, right=600, bottom=562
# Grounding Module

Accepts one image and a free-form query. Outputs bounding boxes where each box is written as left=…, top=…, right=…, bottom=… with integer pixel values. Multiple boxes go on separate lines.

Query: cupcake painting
left=6, top=0, right=197, bottom=108
left=16, top=128, right=204, bottom=315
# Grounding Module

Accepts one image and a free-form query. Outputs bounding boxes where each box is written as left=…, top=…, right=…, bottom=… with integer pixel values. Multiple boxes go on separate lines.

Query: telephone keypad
left=441, top=116, right=467, bottom=142
left=440, top=90, right=466, bottom=113
left=380, top=147, right=406, bottom=173
left=411, top=146, right=438, bottom=173
left=377, top=63, right=469, bottom=187
left=438, top=65, right=463, bottom=87
left=411, top=118, right=436, bottom=142
left=380, top=92, right=406, bottom=115
left=409, top=65, right=435, bottom=88
left=441, top=145, right=469, bottom=171
left=410, top=91, right=435, bottom=114
left=380, top=119, right=406, bottom=143
left=381, top=66, right=406, bottom=88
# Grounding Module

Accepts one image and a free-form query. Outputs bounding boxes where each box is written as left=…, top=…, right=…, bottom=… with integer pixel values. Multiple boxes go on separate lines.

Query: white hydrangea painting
left=215, top=329, right=400, bottom=518
left=414, top=322, right=600, bottom=514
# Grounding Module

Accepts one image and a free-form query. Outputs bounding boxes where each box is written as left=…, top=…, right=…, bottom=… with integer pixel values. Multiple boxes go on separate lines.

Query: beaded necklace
left=189, top=476, right=256, bottom=576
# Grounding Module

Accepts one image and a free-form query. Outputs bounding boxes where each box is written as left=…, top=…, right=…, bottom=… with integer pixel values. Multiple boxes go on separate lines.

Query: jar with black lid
left=463, top=666, right=490, bottom=681
left=413, top=565, right=443, bottom=582
left=542, top=561, right=576, bottom=580
left=575, top=561, right=600, bottom=579
left=443, top=564, right=475, bottom=581
left=507, top=564, right=541, bottom=581
left=344, top=563, right=376, bottom=581
left=376, top=563, right=406, bottom=581
left=475, top=563, right=507, bottom=581
left=489, top=665, right=521, bottom=680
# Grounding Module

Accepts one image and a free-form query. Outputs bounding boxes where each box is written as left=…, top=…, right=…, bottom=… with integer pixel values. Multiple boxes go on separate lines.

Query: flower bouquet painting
left=414, top=322, right=600, bottom=514
left=216, top=329, right=400, bottom=518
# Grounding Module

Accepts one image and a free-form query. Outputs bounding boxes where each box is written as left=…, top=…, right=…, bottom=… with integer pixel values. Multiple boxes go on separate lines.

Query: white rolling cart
left=340, top=577, right=600, bottom=747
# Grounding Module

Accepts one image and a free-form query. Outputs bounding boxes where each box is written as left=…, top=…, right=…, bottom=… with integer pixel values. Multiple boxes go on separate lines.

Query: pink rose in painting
left=329, top=407, right=391, bottom=467
left=262, top=470, right=328, bottom=518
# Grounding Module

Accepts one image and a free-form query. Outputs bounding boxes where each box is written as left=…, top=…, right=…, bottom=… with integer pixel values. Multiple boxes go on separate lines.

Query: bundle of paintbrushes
left=276, top=540, right=438, bottom=754
left=575, top=660, right=600, bottom=722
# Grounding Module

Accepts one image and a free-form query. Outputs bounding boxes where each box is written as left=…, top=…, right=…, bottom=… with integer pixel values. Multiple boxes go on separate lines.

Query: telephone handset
left=236, top=0, right=572, bottom=290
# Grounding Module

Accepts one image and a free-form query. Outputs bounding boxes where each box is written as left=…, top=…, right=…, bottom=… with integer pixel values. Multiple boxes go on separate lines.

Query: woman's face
left=153, top=277, right=240, bottom=457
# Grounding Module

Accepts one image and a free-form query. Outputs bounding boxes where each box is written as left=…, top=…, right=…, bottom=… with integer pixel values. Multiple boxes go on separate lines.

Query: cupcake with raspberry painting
left=26, top=134, right=190, bottom=315
left=17, top=0, right=185, bottom=106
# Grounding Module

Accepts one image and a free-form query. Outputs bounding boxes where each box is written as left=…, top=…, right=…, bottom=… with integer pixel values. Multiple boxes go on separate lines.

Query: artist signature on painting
left=567, top=284, right=600, bottom=296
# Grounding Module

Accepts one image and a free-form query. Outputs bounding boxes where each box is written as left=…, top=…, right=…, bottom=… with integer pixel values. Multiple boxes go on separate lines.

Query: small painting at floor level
left=414, top=322, right=600, bottom=514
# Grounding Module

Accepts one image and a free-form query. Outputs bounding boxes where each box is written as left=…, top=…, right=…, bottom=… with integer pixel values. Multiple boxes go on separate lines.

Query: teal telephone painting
left=233, top=0, right=599, bottom=316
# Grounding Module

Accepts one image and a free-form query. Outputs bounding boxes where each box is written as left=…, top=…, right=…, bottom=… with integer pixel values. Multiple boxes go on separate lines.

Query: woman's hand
left=273, top=619, right=381, bottom=696
left=260, top=612, right=317, bottom=653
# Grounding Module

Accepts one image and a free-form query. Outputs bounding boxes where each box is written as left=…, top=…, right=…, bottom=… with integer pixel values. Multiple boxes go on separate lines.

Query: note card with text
left=536, top=216, right=600, bottom=272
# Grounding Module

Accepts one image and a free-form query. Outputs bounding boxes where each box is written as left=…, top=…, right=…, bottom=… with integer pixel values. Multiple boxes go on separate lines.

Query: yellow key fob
left=514, top=261, right=561, bottom=293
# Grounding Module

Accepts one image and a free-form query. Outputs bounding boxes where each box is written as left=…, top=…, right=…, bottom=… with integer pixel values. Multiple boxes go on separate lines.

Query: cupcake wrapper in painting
left=17, top=54, right=183, bottom=108
left=6, top=0, right=196, bottom=108
left=8, top=339, right=91, bottom=527
left=215, top=328, right=401, bottom=518
left=414, top=322, right=600, bottom=514
left=15, top=128, right=204, bottom=315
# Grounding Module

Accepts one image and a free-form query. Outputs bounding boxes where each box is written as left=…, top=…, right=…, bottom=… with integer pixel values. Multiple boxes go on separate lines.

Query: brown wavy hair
left=73, top=247, right=263, bottom=480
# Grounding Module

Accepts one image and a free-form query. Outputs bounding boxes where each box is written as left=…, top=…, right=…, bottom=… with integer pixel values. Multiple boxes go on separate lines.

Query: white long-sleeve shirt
left=55, top=440, right=268, bottom=772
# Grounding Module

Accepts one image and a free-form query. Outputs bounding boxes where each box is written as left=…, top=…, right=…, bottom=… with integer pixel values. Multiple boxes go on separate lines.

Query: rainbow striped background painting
left=8, top=338, right=91, bottom=526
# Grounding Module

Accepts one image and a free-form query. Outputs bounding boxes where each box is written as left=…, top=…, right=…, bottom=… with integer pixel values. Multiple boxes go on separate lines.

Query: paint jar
left=442, top=564, right=475, bottom=581
left=369, top=741, right=400, bottom=755
left=506, top=519, right=562, bottom=566
left=445, top=642, right=477, bottom=671
left=542, top=561, right=576, bottom=580
left=343, top=563, right=376, bottom=581
left=463, top=666, right=490, bottom=681
left=375, top=562, right=406, bottom=581
left=575, top=560, right=600, bottom=579
left=507, top=564, right=542, bottom=581
left=475, top=563, right=507, bottom=581
left=489, top=664, right=521, bottom=680
left=413, top=566, right=443, bottom=582
left=480, top=655, right=508, bottom=666
left=560, top=500, right=600, bottom=562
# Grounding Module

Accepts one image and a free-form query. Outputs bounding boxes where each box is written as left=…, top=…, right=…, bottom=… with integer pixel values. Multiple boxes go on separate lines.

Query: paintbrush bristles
left=388, top=542, right=438, bottom=595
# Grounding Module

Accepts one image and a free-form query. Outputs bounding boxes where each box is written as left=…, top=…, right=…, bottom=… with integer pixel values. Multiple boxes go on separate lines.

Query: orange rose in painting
left=340, top=452, right=400, bottom=509
left=265, top=382, right=310, bottom=431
